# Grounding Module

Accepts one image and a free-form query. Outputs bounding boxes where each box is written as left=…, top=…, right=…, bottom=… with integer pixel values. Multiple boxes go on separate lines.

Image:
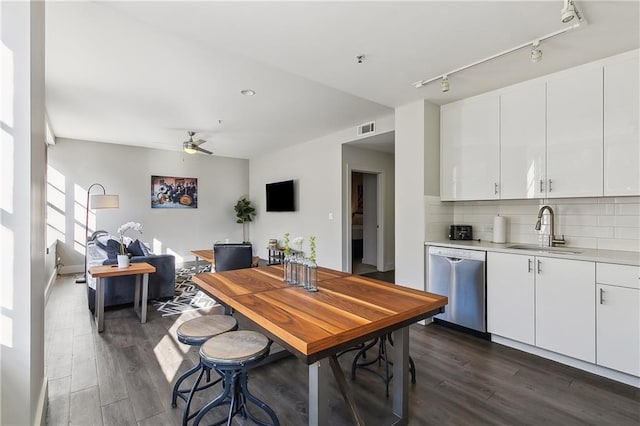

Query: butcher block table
left=192, top=265, right=447, bottom=426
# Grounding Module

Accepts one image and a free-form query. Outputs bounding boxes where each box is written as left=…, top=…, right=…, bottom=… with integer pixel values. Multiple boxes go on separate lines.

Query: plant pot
left=117, top=254, right=130, bottom=268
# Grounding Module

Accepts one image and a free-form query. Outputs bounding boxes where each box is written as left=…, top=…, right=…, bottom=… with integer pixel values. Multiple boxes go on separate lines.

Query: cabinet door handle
left=539, top=179, right=544, bottom=193
left=527, top=258, right=533, bottom=273
left=494, top=182, right=499, bottom=195
left=548, top=179, right=553, bottom=192
left=536, top=259, right=542, bottom=274
left=599, top=288, right=604, bottom=304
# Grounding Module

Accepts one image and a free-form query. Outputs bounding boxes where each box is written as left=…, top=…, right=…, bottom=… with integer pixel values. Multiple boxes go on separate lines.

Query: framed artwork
left=151, top=175, right=198, bottom=208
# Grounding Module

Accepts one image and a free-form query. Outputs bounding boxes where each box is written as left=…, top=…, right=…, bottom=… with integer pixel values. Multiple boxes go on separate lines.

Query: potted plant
left=234, top=197, right=256, bottom=243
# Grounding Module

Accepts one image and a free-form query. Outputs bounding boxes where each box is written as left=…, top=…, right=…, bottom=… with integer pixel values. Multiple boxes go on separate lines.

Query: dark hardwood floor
left=45, top=275, right=639, bottom=425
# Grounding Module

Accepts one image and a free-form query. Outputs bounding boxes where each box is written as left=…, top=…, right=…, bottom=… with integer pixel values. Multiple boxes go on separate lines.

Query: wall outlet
left=328, top=212, right=334, bottom=220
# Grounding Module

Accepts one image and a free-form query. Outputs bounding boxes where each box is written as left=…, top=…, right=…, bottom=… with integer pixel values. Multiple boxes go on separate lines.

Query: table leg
left=140, top=273, right=149, bottom=323
left=391, top=327, right=409, bottom=425
left=195, top=256, right=200, bottom=272
left=95, top=277, right=104, bottom=333
left=309, top=359, right=329, bottom=426
left=134, top=274, right=141, bottom=314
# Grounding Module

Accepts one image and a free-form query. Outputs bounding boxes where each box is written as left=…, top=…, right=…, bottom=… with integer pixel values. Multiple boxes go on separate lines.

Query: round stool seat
left=200, top=330, right=270, bottom=365
left=177, top=315, right=237, bottom=346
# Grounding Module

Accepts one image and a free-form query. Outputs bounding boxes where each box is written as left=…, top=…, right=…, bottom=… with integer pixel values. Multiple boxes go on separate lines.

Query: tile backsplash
left=425, top=196, right=640, bottom=252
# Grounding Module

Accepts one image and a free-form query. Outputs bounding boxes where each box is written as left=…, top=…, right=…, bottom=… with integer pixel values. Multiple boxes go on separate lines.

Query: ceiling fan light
left=183, top=141, right=197, bottom=154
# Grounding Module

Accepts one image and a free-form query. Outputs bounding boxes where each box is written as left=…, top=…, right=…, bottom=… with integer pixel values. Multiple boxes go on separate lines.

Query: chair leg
left=239, top=372, right=280, bottom=426
left=172, top=361, right=202, bottom=407
left=351, top=338, right=379, bottom=380
left=193, top=371, right=233, bottom=426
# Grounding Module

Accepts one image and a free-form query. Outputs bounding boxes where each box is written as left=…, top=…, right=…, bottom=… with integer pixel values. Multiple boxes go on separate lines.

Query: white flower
left=292, top=236, right=304, bottom=250
left=117, top=222, right=143, bottom=255
left=117, top=222, right=143, bottom=237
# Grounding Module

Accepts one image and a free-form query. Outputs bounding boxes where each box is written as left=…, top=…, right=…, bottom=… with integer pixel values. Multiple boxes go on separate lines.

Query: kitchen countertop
left=425, top=240, right=640, bottom=267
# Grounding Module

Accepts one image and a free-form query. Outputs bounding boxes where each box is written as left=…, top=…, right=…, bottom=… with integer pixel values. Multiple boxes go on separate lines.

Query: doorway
left=351, top=171, right=379, bottom=275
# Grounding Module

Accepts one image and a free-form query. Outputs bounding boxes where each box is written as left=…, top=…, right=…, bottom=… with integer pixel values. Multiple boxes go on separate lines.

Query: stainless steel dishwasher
left=427, top=246, right=487, bottom=333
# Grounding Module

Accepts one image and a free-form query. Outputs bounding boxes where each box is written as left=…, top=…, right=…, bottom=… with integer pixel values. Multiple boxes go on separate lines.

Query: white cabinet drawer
left=596, top=263, right=640, bottom=289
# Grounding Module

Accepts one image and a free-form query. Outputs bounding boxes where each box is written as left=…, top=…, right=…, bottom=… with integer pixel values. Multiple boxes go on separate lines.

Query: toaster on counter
left=449, top=225, right=473, bottom=240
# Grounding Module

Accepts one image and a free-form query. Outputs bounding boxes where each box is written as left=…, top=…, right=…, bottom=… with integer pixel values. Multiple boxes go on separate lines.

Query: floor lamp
left=75, top=183, right=119, bottom=283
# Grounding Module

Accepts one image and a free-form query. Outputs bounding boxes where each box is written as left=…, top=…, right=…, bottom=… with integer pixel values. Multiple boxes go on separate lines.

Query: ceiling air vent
left=357, top=121, right=375, bottom=137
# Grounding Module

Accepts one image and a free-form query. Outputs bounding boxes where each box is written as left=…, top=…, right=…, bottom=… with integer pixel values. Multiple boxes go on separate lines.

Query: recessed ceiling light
left=240, top=89, right=256, bottom=96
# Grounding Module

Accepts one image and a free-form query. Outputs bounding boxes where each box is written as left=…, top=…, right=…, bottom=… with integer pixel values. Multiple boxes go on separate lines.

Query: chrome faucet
left=535, top=205, right=565, bottom=247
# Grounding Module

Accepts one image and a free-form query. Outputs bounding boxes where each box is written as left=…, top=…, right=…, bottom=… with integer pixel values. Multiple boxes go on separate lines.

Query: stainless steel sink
left=507, top=244, right=582, bottom=255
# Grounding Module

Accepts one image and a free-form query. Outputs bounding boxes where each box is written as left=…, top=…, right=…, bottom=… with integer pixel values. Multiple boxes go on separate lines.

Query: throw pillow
left=127, top=239, right=146, bottom=257
left=140, top=241, right=153, bottom=256
left=96, top=238, right=125, bottom=260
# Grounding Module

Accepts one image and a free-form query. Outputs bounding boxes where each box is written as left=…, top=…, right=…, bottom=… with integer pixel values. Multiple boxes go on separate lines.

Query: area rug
left=153, top=265, right=219, bottom=316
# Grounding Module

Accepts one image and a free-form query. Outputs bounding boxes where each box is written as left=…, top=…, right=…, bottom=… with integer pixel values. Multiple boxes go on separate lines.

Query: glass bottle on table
left=307, top=258, right=318, bottom=292
left=283, top=253, right=292, bottom=283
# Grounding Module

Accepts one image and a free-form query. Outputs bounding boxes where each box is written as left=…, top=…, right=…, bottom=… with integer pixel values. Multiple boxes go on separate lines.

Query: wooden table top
left=89, top=262, right=156, bottom=278
left=193, top=266, right=447, bottom=363
left=191, top=249, right=214, bottom=263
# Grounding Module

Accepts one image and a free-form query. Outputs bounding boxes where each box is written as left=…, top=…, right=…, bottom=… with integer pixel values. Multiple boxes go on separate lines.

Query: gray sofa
left=86, top=234, right=175, bottom=312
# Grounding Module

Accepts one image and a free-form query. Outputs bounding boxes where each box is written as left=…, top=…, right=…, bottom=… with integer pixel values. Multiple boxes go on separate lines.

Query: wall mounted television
left=266, top=180, right=295, bottom=212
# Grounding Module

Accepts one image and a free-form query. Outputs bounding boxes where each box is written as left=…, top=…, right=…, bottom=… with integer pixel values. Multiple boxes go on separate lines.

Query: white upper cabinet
left=439, top=49, right=638, bottom=201
left=546, top=64, right=603, bottom=198
left=500, top=81, right=546, bottom=199
left=604, top=54, right=640, bottom=196
left=441, top=94, right=500, bottom=201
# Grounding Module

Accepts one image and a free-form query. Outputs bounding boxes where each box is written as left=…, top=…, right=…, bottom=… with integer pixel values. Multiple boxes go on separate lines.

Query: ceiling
left=45, top=1, right=639, bottom=159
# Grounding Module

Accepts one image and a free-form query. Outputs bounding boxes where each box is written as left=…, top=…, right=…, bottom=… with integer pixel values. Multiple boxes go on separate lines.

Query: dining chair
left=213, top=243, right=253, bottom=272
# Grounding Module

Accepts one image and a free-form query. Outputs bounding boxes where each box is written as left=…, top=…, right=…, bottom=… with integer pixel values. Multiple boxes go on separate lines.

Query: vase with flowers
left=282, top=233, right=292, bottom=283
left=292, top=236, right=304, bottom=286
left=116, top=221, right=143, bottom=268
left=306, top=236, right=318, bottom=291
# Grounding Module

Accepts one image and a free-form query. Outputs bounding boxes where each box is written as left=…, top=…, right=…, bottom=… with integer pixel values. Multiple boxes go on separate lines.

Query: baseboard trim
left=34, top=377, right=47, bottom=425
left=492, top=335, right=640, bottom=388
left=44, top=266, right=58, bottom=304
left=59, top=264, right=82, bottom=275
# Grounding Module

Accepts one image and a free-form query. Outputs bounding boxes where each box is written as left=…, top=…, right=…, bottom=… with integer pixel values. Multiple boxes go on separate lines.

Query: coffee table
left=88, top=262, right=156, bottom=332
left=190, top=249, right=214, bottom=272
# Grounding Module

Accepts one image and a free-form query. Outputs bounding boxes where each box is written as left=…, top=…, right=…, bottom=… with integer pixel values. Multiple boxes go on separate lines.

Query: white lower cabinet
left=487, top=252, right=535, bottom=345
left=488, top=253, right=596, bottom=362
left=535, top=257, right=595, bottom=363
left=596, top=263, right=640, bottom=376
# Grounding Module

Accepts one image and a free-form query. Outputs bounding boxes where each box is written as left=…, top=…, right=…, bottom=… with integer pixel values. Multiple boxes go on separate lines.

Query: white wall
left=395, top=100, right=433, bottom=290
left=48, top=138, right=249, bottom=270
left=250, top=114, right=395, bottom=270
left=342, top=144, right=395, bottom=271
left=1, top=2, right=47, bottom=424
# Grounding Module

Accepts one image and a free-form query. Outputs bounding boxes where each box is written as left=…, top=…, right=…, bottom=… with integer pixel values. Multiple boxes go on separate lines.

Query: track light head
left=441, top=75, right=449, bottom=93
left=561, top=0, right=576, bottom=23
left=561, top=0, right=586, bottom=24
left=531, top=41, right=543, bottom=63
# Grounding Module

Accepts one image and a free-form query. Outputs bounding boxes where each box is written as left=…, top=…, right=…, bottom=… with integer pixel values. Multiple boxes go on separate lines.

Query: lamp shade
left=90, top=194, right=119, bottom=209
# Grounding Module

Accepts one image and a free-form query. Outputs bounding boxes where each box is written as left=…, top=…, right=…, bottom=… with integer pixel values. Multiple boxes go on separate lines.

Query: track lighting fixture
left=411, top=0, right=587, bottom=92
left=441, top=75, right=449, bottom=92
left=531, top=41, right=543, bottom=63
left=561, top=0, right=582, bottom=23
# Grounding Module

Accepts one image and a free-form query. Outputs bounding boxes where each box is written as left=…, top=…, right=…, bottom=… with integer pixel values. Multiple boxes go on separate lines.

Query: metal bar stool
left=193, top=330, right=279, bottom=426
left=351, top=333, right=416, bottom=398
left=171, top=315, right=238, bottom=425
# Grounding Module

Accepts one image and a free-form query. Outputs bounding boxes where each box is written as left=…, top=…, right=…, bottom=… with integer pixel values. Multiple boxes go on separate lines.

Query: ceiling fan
left=183, top=131, right=213, bottom=155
